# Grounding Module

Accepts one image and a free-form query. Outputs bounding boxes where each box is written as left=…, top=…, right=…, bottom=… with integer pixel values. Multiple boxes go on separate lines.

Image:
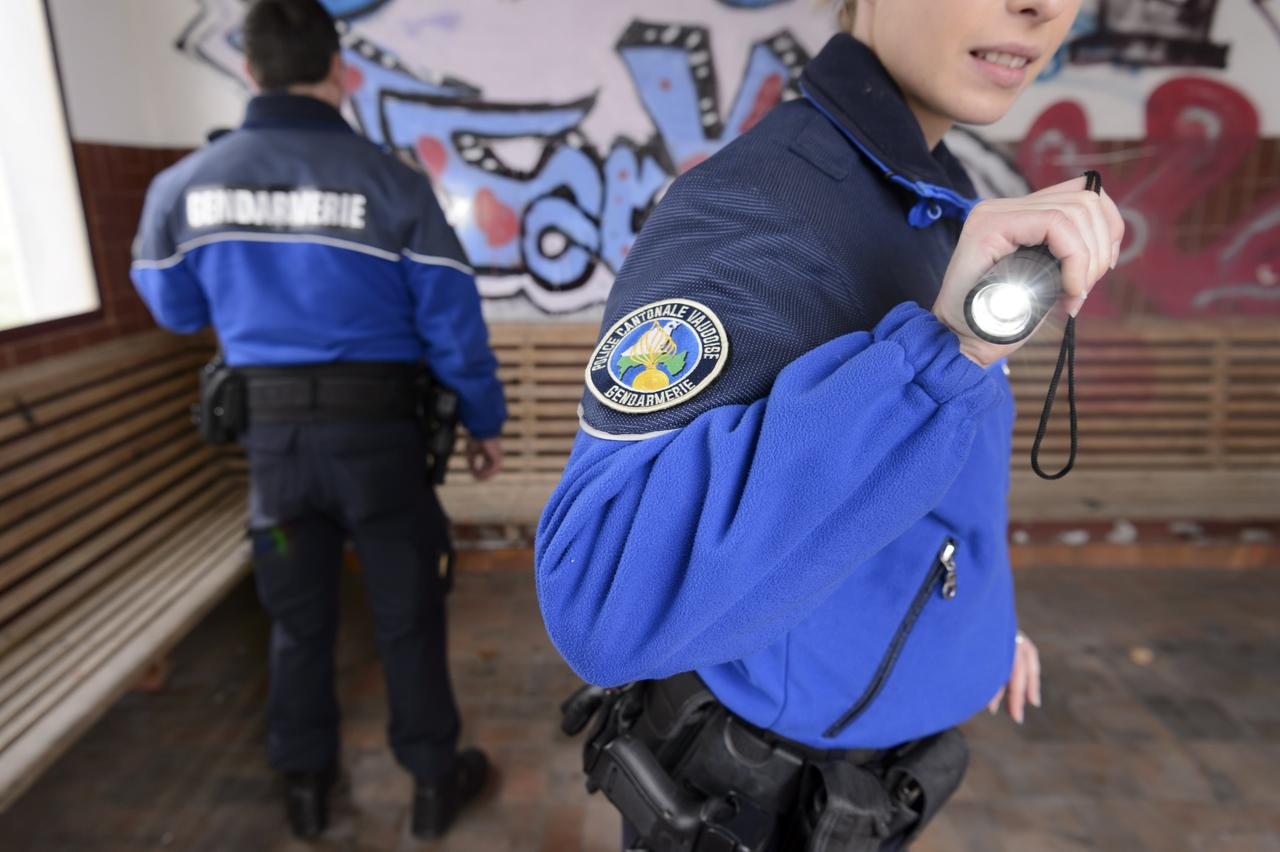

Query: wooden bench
left=438, top=318, right=1280, bottom=531
left=0, top=331, right=248, bottom=811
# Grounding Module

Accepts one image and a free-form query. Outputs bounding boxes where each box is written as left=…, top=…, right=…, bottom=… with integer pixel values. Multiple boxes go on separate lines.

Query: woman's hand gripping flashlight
left=931, top=175, right=1125, bottom=368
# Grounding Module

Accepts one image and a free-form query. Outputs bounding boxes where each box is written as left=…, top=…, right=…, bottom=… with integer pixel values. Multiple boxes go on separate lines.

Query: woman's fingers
left=1062, top=194, right=1105, bottom=289
left=1011, top=196, right=1113, bottom=291
left=1007, top=648, right=1030, bottom=724
left=987, top=633, right=1042, bottom=723
left=1098, top=187, right=1125, bottom=267
left=1028, top=640, right=1042, bottom=709
left=987, top=685, right=1005, bottom=715
left=1023, top=185, right=1125, bottom=274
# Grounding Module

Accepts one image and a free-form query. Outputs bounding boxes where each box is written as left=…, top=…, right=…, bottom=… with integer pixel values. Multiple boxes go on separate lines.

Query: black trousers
left=244, top=418, right=459, bottom=783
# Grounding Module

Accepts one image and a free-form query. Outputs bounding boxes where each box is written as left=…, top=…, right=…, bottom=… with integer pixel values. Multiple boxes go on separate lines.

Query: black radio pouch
left=796, top=727, right=968, bottom=851
left=194, top=355, right=247, bottom=445
left=882, top=727, right=969, bottom=844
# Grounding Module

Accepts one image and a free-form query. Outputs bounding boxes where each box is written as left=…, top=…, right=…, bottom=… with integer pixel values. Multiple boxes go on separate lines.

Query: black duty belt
left=561, top=672, right=968, bottom=852
left=237, top=362, right=422, bottom=422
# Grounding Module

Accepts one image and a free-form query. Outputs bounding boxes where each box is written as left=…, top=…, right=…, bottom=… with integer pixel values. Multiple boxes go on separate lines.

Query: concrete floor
left=1, top=559, right=1277, bottom=851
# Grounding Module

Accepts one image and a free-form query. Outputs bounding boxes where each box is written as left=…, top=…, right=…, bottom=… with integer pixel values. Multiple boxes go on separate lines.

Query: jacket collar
left=799, top=34, right=978, bottom=227
left=242, top=93, right=354, bottom=132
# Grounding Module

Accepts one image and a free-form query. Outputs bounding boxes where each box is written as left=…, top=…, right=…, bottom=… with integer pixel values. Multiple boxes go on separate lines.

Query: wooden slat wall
left=1008, top=320, right=1280, bottom=471
left=437, top=319, right=1280, bottom=526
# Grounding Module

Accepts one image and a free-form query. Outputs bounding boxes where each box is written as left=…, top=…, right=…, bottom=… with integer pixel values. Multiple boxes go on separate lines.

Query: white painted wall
left=46, top=0, right=246, bottom=147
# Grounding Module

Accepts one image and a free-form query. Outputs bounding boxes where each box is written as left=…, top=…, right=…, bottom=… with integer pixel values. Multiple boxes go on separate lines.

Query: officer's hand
left=466, top=436, right=503, bottom=481
left=933, top=176, right=1124, bottom=368
left=987, top=630, right=1041, bottom=724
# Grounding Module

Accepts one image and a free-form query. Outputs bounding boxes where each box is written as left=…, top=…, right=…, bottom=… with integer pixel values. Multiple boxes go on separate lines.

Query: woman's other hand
left=987, top=630, right=1041, bottom=724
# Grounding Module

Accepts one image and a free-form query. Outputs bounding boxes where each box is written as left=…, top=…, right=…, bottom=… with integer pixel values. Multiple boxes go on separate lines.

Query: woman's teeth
left=974, top=51, right=1029, bottom=69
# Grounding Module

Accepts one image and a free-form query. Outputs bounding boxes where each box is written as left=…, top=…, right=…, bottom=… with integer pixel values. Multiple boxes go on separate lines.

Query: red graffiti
left=1017, top=77, right=1280, bottom=317
left=678, top=153, right=709, bottom=174
left=343, top=64, right=364, bottom=94
left=738, top=72, right=783, bottom=135
left=415, top=135, right=448, bottom=177
left=475, top=188, right=520, bottom=248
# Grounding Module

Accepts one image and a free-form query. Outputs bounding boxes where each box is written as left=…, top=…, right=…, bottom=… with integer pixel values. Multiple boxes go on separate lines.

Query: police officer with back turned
left=130, top=0, right=505, bottom=840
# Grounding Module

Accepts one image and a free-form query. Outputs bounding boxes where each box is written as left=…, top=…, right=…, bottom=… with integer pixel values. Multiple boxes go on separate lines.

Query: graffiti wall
left=45, top=0, right=1280, bottom=320
left=993, top=0, right=1280, bottom=318
left=173, top=0, right=829, bottom=317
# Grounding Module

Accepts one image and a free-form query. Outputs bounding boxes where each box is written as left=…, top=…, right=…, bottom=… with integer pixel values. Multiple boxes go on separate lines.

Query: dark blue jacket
left=131, top=94, right=506, bottom=438
left=535, top=35, right=1018, bottom=749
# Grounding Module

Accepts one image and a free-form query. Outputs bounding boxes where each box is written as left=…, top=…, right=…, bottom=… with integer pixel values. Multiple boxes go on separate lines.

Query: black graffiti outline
left=1069, top=0, right=1230, bottom=69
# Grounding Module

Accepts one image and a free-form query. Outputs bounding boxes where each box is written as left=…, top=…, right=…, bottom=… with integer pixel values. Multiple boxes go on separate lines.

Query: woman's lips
left=969, top=49, right=1033, bottom=89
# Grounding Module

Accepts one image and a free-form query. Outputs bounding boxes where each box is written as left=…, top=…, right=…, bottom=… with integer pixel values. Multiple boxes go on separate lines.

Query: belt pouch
left=797, top=759, right=893, bottom=852
left=882, top=728, right=969, bottom=843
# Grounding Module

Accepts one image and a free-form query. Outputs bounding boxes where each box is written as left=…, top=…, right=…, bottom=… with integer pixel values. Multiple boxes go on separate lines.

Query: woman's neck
left=903, top=93, right=953, bottom=151
left=849, top=28, right=952, bottom=150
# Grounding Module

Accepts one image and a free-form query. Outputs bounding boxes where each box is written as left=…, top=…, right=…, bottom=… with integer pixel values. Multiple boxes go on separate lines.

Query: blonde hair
left=830, top=0, right=857, bottom=32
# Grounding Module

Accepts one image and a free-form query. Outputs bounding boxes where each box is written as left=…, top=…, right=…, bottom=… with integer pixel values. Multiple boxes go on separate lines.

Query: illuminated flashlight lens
left=971, top=282, right=1033, bottom=338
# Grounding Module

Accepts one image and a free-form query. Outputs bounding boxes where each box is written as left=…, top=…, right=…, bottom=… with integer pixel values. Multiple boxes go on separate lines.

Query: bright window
left=0, top=0, right=98, bottom=333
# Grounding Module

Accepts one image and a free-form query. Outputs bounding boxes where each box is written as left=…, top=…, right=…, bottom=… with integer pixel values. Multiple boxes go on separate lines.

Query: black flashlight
left=963, top=244, right=1061, bottom=344
left=963, top=171, right=1102, bottom=345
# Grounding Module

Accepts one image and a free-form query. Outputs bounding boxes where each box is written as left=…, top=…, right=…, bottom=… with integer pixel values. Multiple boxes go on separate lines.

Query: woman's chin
left=947, top=95, right=1019, bottom=129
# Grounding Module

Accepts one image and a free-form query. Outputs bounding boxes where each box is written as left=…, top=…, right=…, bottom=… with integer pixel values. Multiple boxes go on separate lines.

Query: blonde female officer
left=539, top=1, right=1122, bottom=847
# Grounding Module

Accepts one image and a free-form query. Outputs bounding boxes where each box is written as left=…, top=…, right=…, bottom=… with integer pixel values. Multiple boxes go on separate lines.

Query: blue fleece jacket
left=536, top=35, right=1019, bottom=749
left=130, top=94, right=506, bottom=439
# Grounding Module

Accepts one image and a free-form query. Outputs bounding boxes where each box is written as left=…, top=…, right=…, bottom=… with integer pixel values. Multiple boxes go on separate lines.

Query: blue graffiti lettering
left=599, top=143, right=668, bottom=273
left=380, top=92, right=602, bottom=285
left=617, top=22, right=807, bottom=172
left=342, top=35, right=478, bottom=144
left=179, top=4, right=812, bottom=312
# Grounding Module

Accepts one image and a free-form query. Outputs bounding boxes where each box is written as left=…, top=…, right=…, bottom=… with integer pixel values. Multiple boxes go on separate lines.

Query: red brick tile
left=43, top=330, right=84, bottom=357
left=79, top=325, right=115, bottom=346
left=12, top=340, right=46, bottom=365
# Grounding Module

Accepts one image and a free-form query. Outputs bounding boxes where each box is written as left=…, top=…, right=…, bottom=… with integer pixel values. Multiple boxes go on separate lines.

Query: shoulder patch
left=586, top=299, right=728, bottom=414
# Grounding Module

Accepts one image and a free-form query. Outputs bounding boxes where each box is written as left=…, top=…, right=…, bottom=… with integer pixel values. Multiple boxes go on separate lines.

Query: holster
left=562, top=675, right=969, bottom=852
left=417, top=373, right=460, bottom=485
left=567, top=679, right=774, bottom=852
left=194, top=355, right=247, bottom=445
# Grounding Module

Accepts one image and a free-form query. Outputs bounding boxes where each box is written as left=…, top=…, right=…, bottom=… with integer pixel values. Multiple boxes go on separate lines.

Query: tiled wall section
left=1, top=137, right=1278, bottom=369
left=0, top=143, right=190, bottom=369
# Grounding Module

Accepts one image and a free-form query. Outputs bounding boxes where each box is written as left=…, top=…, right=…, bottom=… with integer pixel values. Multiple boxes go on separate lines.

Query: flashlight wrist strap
left=1029, top=317, right=1077, bottom=480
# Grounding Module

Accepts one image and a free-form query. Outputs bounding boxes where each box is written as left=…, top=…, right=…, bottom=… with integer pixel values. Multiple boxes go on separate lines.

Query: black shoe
left=411, top=748, right=490, bottom=840
left=283, top=766, right=336, bottom=840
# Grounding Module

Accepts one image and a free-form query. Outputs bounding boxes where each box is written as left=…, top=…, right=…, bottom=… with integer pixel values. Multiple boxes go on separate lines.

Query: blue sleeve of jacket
left=403, top=180, right=506, bottom=439
left=536, top=301, right=1000, bottom=687
left=405, top=260, right=506, bottom=438
left=129, top=170, right=211, bottom=333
